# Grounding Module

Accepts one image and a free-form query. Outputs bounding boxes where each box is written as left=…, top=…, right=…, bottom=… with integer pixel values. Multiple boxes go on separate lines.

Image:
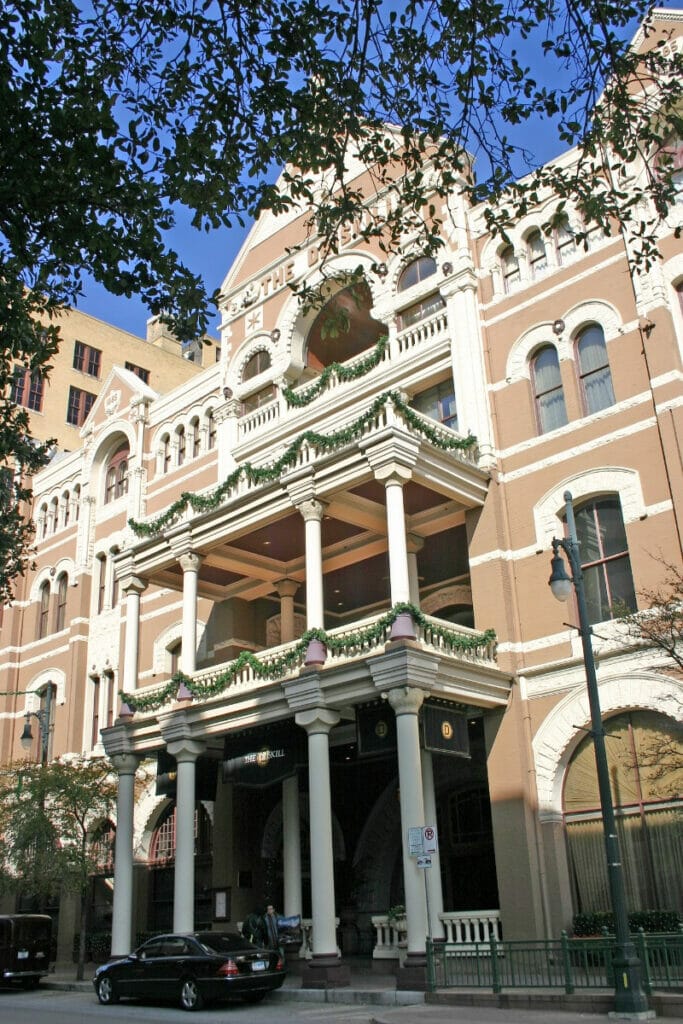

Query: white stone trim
left=533, top=670, right=683, bottom=819
left=533, top=466, right=646, bottom=551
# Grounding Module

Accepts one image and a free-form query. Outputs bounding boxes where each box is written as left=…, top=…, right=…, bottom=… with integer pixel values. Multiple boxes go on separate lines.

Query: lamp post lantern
left=20, top=687, right=52, bottom=765
left=549, top=491, right=650, bottom=1018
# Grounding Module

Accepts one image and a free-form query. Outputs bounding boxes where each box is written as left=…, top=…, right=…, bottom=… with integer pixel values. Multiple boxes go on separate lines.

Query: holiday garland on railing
left=119, top=603, right=496, bottom=713
left=128, top=391, right=477, bottom=538
left=282, top=334, right=389, bottom=407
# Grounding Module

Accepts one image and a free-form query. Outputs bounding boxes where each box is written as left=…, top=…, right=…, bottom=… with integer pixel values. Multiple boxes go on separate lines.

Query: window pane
left=398, top=257, right=437, bottom=292
left=606, top=556, right=637, bottom=612
left=596, top=498, right=628, bottom=556
left=583, top=367, right=615, bottom=414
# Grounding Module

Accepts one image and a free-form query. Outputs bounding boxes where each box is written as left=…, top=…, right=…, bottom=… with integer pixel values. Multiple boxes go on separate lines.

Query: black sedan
left=93, top=931, right=286, bottom=1011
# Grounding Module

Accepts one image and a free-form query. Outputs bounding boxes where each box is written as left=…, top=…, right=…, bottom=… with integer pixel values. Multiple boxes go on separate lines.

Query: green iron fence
left=426, top=930, right=683, bottom=994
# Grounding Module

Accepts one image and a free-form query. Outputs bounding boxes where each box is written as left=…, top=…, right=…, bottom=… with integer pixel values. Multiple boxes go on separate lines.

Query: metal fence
left=426, top=931, right=683, bottom=994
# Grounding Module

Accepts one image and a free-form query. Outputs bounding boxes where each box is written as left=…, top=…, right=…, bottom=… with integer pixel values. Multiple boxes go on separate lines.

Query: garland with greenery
left=282, top=334, right=389, bottom=407
left=119, top=602, right=496, bottom=713
left=128, top=391, right=477, bottom=538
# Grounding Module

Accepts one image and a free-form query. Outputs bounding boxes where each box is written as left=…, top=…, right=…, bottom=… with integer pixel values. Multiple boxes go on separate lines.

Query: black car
left=93, top=931, right=286, bottom=1011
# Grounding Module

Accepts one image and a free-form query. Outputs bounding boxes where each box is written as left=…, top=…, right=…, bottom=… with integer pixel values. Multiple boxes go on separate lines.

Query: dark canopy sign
left=421, top=701, right=470, bottom=758
left=356, top=702, right=397, bottom=759
left=222, top=728, right=304, bottom=788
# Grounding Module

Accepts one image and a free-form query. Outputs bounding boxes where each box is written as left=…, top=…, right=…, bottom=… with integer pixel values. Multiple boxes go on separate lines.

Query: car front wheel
left=180, top=976, right=204, bottom=1011
left=96, top=975, right=119, bottom=1005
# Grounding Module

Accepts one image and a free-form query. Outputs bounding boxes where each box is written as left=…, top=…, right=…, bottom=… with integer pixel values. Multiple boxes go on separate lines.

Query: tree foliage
left=0, top=756, right=117, bottom=978
left=2, top=0, right=683, bottom=600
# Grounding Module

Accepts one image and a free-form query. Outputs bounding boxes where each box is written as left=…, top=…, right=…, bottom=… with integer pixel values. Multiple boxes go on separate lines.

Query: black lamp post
left=549, top=491, right=649, bottom=1017
left=20, top=688, right=52, bottom=765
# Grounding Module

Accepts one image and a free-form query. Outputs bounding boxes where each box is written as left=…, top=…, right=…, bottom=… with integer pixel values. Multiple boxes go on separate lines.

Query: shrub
left=572, top=910, right=681, bottom=936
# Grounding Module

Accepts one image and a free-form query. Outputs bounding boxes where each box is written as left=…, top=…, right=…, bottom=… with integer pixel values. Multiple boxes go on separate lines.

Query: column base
left=396, top=951, right=429, bottom=991
left=300, top=953, right=350, bottom=988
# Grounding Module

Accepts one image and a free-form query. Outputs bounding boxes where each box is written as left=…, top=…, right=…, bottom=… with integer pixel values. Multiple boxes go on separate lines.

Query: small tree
left=0, top=755, right=117, bottom=980
left=615, top=562, right=683, bottom=790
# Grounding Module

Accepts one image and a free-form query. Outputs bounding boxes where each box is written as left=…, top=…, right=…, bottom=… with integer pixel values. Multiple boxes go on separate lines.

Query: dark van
left=0, top=915, right=52, bottom=989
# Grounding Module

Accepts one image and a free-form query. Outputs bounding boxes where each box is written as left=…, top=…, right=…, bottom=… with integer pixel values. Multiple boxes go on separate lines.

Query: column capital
left=298, top=498, right=326, bottom=523
left=165, top=737, right=206, bottom=763
left=121, top=575, right=147, bottom=596
left=275, top=577, right=300, bottom=599
left=179, top=551, right=204, bottom=574
left=295, top=707, right=340, bottom=735
left=110, top=752, right=140, bottom=776
left=406, top=532, right=425, bottom=554
left=386, top=686, right=426, bottom=717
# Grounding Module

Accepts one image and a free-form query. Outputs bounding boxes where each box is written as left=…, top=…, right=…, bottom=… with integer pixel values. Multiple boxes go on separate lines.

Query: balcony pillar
left=298, top=499, right=326, bottom=664
left=275, top=578, right=299, bottom=644
left=121, top=576, right=147, bottom=693
left=282, top=774, right=302, bottom=919
left=421, top=748, right=445, bottom=939
left=386, top=686, right=428, bottom=987
left=179, top=552, right=203, bottom=676
left=295, top=707, right=349, bottom=987
left=407, top=533, right=424, bottom=608
left=166, top=736, right=205, bottom=932
left=110, top=753, right=140, bottom=955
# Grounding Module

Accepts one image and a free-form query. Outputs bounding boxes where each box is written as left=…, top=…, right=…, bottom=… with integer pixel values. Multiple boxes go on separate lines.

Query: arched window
left=305, top=279, right=384, bottom=369
left=567, top=496, right=636, bottom=624
left=554, top=214, right=576, bottom=265
left=105, top=443, right=129, bottom=502
left=96, top=554, right=106, bottom=614
left=176, top=426, right=186, bottom=466
left=531, top=345, right=568, bottom=433
left=73, top=485, right=81, bottom=521
left=90, top=821, right=116, bottom=875
left=207, top=411, right=216, bottom=450
left=397, top=256, right=437, bottom=292
left=150, top=803, right=212, bottom=863
left=50, top=497, right=59, bottom=533
left=38, top=581, right=50, bottom=639
left=190, top=417, right=200, bottom=458
left=161, top=434, right=171, bottom=473
left=39, top=503, right=48, bottom=539
left=576, top=324, right=615, bottom=415
left=500, top=244, right=520, bottom=292
left=61, top=492, right=70, bottom=528
left=242, top=350, right=271, bottom=382
left=526, top=230, right=547, bottom=278
left=55, top=573, right=68, bottom=632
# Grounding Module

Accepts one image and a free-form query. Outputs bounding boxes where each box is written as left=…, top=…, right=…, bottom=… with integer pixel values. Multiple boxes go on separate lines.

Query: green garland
left=129, top=392, right=477, bottom=538
left=282, top=335, right=389, bottom=407
left=119, top=603, right=496, bottom=714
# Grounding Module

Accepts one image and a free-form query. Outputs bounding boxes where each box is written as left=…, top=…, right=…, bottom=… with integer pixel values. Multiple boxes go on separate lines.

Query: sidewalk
left=44, top=963, right=683, bottom=1020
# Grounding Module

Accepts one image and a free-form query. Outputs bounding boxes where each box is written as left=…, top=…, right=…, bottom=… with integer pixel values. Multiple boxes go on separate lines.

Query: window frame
left=568, top=496, right=636, bottom=624
left=66, top=385, right=96, bottom=427
left=55, top=573, right=68, bottom=632
left=576, top=323, right=616, bottom=416
left=531, top=344, right=568, bottom=434
left=38, top=581, right=51, bottom=639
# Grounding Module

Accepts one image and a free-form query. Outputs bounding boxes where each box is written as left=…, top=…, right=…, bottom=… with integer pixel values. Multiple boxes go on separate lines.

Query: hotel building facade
left=1, top=8, right=681, bottom=986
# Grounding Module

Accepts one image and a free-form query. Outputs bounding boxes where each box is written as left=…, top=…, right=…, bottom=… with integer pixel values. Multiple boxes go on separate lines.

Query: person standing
left=264, top=904, right=280, bottom=950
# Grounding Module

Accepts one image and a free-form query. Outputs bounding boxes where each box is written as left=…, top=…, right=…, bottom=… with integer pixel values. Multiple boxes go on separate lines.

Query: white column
left=167, top=738, right=205, bottom=932
left=110, top=753, right=139, bottom=956
left=387, top=687, right=428, bottom=955
left=383, top=473, right=411, bottom=605
left=299, top=500, right=325, bottom=629
left=179, top=552, right=203, bottom=675
left=295, top=708, right=340, bottom=957
left=421, top=749, right=445, bottom=939
left=121, top=578, right=146, bottom=692
left=282, top=774, right=302, bottom=918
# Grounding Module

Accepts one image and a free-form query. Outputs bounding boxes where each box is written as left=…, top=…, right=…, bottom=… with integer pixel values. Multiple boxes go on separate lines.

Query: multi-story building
left=1, top=6, right=681, bottom=988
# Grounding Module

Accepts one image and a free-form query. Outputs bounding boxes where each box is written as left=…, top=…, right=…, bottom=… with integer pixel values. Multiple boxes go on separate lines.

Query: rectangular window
left=91, top=677, right=100, bottom=748
left=125, top=361, right=150, bottom=384
left=73, top=341, right=102, bottom=378
left=11, top=366, right=44, bottom=412
left=67, top=386, right=96, bottom=426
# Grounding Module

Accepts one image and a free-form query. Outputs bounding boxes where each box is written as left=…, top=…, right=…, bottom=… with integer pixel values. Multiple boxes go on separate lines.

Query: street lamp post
left=549, top=491, right=650, bottom=1018
left=20, top=687, right=52, bottom=765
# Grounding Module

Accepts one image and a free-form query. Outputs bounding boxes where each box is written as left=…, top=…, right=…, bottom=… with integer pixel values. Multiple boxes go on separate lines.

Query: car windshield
left=195, top=932, right=255, bottom=954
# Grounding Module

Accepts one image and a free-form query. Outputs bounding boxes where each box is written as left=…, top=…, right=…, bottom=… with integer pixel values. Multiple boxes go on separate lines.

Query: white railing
left=371, top=909, right=501, bottom=960
left=395, top=309, right=449, bottom=356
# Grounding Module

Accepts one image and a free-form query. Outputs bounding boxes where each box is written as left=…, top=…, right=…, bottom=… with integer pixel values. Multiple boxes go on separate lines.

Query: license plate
left=17, top=951, right=28, bottom=960
left=251, top=960, right=266, bottom=971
